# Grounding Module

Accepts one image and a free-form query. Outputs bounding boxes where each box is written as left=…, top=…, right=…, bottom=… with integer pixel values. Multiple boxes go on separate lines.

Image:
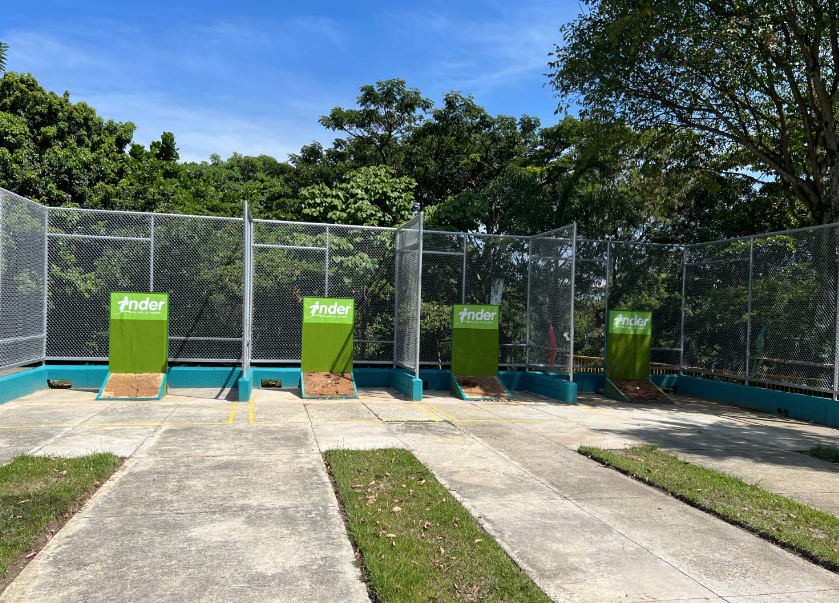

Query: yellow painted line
left=411, top=402, right=443, bottom=421
left=421, top=401, right=459, bottom=422
left=577, top=405, right=660, bottom=424
left=250, top=398, right=255, bottom=424
left=228, top=402, right=237, bottom=424
left=456, top=418, right=573, bottom=423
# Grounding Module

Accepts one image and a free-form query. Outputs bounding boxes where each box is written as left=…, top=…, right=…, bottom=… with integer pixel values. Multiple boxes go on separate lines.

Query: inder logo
left=453, top=304, right=499, bottom=330
left=110, top=292, right=168, bottom=321
left=609, top=311, right=651, bottom=335
left=303, top=297, right=354, bottom=324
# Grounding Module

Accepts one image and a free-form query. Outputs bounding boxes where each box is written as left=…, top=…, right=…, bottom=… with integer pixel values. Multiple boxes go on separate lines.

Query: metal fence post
left=569, top=223, right=577, bottom=381
left=604, top=241, right=611, bottom=366
left=414, top=214, right=424, bottom=378
left=525, top=237, right=533, bottom=370
left=679, top=246, right=687, bottom=375
left=42, top=208, right=49, bottom=361
left=393, top=230, right=400, bottom=369
left=242, top=202, right=252, bottom=377
left=149, top=215, right=155, bottom=291
left=324, top=225, right=330, bottom=297
left=461, top=234, right=467, bottom=303
left=833, top=239, right=839, bottom=400
left=745, top=236, right=755, bottom=386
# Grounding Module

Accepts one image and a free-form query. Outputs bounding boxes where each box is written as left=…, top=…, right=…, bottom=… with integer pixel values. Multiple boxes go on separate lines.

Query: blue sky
left=2, top=1, right=581, bottom=162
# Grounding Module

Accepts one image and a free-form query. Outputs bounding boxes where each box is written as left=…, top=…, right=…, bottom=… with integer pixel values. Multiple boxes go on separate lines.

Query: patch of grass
left=325, top=448, right=551, bottom=603
left=0, top=454, right=121, bottom=577
left=809, top=444, right=839, bottom=464
left=580, top=444, right=839, bottom=569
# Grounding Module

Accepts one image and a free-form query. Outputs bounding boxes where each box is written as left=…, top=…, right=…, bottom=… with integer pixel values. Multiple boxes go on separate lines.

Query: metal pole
left=569, top=223, right=577, bottom=382
left=0, top=193, right=4, bottom=341
left=679, top=246, right=687, bottom=375
left=149, top=215, right=155, bottom=291
left=461, top=234, right=467, bottom=303
left=324, top=226, right=330, bottom=297
left=414, top=214, right=424, bottom=378
left=242, top=202, right=251, bottom=376
left=604, top=241, right=611, bottom=372
left=745, top=237, right=755, bottom=386
left=393, top=229, right=400, bottom=369
left=525, top=236, right=533, bottom=370
left=833, top=236, right=839, bottom=400
left=42, top=208, right=49, bottom=361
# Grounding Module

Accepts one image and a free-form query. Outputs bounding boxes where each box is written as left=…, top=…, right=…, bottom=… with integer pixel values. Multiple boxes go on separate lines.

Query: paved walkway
left=1, top=387, right=839, bottom=602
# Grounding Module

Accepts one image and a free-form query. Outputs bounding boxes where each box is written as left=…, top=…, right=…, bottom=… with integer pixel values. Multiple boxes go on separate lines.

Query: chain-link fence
left=250, top=219, right=398, bottom=365
left=394, top=214, right=423, bottom=375
left=4, top=185, right=839, bottom=399
left=527, top=225, right=576, bottom=375
left=0, top=189, right=47, bottom=370
left=46, top=207, right=244, bottom=363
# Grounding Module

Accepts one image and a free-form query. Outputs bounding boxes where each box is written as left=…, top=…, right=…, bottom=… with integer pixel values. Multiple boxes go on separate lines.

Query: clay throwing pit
left=454, top=375, right=512, bottom=400
left=302, top=372, right=357, bottom=398
left=610, top=379, right=671, bottom=402
left=99, top=373, right=165, bottom=399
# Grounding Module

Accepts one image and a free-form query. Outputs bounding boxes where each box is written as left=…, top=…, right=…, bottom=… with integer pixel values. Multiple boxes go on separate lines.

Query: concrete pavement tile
left=501, top=447, right=660, bottom=500
left=139, top=424, right=318, bottom=457
left=722, top=591, right=839, bottom=602
left=388, top=420, right=479, bottom=447
left=0, top=509, right=368, bottom=603
left=250, top=401, right=310, bottom=423
left=162, top=404, right=234, bottom=424
left=89, top=454, right=333, bottom=515
left=469, top=497, right=716, bottom=602
left=515, top=421, right=642, bottom=450
left=421, top=402, right=500, bottom=421
left=778, top=491, right=839, bottom=517
left=0, top=405, right=109, bottom=427
left=461, top=422, right=562, bottom=451
left=75, top=404, right=176, bottom=425
left=312, top=421, right=404, bottom=451
left=34, top=425, right=157, bottom=457
left=574, top=494, right=839, bottom=596
left=306, top=402, right=377, bottom=421
left=0, top=427, right=73, bottom=463
left=364, top=402, right=440, bottom=422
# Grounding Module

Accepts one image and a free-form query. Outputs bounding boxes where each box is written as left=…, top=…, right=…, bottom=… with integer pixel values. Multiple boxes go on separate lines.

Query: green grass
left=0, top=454, right=121, bottom=576
left=325, top=448, right=551, bottom=603
left=580, top=444, right=839, bottom=569
left=808, top=444, right=839, bottom=464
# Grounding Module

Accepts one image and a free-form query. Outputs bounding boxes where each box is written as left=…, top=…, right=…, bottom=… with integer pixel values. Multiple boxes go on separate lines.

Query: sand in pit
left=100, top=373, right=165, bottom=399
left=611, top=379, right=670, bottom=402
left=303, top=372, right=356, bottom=398
left=454, top=374, right=511, bottom=400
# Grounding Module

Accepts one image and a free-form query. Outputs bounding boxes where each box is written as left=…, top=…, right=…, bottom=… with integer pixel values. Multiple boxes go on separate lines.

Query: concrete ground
left=1, top=386, right=839, bottom=602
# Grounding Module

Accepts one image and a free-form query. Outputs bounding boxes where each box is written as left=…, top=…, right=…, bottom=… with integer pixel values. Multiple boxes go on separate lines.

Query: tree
left=549, top=0, right=839, bottom=224
left=319, top=79, right=433, bottom=171
left=299, top=165, right=415, bottom=226
left=0, top=42, right=8, bottom=72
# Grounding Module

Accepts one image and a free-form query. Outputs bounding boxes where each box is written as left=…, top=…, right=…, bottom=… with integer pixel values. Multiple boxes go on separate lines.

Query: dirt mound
left=611, top=379, right=670, bottom=402
left=303, top=372, right=356, bottom=398
left=100, top=373, right=164, bottom=399
left=454, top=375, right=511, bottom=400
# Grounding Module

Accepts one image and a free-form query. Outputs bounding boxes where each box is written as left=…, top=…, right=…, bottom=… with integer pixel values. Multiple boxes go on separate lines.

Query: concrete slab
left=34, top=425, right=157, bottom=458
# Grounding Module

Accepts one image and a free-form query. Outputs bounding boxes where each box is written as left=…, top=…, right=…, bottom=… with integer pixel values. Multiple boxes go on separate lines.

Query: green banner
left=606, top=310, right=652, bottom=380
left=451, top=304, right=499, bottom=375
left=109, top=292, right=169, bottom=374
left=302, top=297, right=354, bottom=372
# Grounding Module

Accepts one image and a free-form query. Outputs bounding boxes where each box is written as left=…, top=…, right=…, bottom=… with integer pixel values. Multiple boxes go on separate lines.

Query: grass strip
left=0, top=454, right=121, bottom=577
left=325, top=448, right=551, bottom=603
left=809, top=444, right=839, bottom=464
left=580, top=444, right=839, bottom=570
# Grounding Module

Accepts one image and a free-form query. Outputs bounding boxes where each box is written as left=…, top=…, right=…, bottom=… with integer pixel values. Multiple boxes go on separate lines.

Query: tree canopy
left=549, top=0, right=839, bottom=224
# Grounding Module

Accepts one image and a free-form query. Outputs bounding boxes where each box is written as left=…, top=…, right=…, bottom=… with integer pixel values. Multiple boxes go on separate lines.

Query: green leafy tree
left=319, top=79, right=433, bottom=171
left=299, top=165, right=415, bottom=226
left=549, top=0, right=839, bottom=225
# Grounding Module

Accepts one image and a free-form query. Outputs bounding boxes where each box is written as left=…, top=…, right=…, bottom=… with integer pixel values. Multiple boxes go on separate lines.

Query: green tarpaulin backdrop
left=301, top=297, right=354, bottom=373
left=109, top=292, right=169, bottom=374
